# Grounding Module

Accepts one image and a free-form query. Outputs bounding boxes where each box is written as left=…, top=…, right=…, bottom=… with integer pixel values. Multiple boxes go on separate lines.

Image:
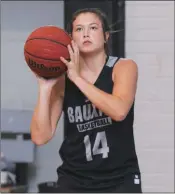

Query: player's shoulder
left=111, top=56, right=137, bottom=71
left=110, top=56, right=138, bottom=80
left=106, top=56, right=137, bottom=68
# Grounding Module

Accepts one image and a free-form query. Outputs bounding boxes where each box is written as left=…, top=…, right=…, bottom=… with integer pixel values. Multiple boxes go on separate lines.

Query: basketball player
left=31, top=8, right=142, bottom=193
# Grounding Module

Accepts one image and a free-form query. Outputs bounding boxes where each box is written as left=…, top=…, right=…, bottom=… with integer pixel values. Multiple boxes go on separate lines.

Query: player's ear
left=105, top=32, right=109, bottom=42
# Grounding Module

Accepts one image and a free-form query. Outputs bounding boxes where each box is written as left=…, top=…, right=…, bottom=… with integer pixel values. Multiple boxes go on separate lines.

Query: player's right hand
left=34, top=73, right=64, bottom=89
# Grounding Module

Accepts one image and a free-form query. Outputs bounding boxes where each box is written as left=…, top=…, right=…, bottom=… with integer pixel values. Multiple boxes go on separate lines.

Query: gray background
left=1, top=1, right=174, bottom=192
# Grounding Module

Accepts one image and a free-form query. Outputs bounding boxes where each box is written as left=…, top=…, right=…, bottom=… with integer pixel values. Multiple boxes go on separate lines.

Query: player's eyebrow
left=75, top=23, right=100, bottom=27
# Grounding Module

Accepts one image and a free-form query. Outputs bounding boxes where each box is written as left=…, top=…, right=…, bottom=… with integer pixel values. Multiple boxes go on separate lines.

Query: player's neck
left=80, top=50, right=107, bottom=73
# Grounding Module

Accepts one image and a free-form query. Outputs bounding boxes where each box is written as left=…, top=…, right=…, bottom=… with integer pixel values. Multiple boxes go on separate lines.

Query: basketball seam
left=24, top=49, right=69, bottom=61
left=26, top=38, right=69, bottom=48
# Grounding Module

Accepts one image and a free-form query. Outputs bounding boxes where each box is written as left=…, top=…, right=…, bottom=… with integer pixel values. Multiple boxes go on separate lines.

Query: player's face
left=72, top=13, right=109, bottom=54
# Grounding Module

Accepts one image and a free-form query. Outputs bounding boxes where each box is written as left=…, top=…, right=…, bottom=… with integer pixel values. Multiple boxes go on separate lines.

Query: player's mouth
left=83, top=40, right=92, bottom=45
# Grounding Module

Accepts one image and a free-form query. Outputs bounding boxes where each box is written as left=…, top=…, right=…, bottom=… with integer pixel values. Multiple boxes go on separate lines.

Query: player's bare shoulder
left=112, top=58, right=138, bottom=81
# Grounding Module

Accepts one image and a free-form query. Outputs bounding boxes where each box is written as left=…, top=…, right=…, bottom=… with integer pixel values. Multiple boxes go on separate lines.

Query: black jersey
left=57, top=56, right=140, bottom=190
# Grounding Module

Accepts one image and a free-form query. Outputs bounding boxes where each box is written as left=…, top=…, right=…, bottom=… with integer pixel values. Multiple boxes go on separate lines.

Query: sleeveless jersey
left=57, top=56, right=140, bottom=190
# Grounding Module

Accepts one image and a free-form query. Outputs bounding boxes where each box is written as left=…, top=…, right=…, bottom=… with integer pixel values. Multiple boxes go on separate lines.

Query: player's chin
left=79, top=47, right=99, bottom=54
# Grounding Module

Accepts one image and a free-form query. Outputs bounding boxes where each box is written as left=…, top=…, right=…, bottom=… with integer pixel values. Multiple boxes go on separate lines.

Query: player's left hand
left=60, top=40, right=81, bottom=82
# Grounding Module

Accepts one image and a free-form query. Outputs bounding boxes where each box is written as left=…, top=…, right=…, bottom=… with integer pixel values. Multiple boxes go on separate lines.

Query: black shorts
left=38, top=173, right=142, bottom=193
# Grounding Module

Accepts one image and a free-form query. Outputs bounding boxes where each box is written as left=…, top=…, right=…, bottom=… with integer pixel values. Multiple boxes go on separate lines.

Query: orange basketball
left=24, top=26, right=72, bottom=78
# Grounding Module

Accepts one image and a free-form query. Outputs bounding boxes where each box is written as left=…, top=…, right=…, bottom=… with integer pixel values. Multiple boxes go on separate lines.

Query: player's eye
left=90, top=26, right=98, bottom=30
left=76, top=27, right=83, bottom=32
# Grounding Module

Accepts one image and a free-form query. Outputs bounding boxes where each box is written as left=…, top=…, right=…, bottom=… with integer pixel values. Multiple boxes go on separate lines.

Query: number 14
left=83, top=131, right=109, bottom=161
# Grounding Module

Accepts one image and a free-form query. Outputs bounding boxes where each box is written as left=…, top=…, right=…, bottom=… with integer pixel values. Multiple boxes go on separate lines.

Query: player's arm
left=30, top=76, right=65, bottom=145
left=74, top=59, right=138, bottom=121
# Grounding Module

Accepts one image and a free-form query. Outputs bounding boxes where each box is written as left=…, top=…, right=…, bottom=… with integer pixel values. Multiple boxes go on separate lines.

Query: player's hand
left=60, top=40, right=80, bottom=82
left=34, top=73, right=63, bottom=89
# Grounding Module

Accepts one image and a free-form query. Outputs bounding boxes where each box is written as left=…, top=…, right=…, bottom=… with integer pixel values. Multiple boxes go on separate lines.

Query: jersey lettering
left=84, top=131, right=109, bottom=161
left=67, top=104, right=104, bottom=123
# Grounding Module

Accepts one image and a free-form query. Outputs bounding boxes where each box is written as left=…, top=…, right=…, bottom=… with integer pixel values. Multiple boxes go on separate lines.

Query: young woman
left=31, top=8, right=142, bottom=193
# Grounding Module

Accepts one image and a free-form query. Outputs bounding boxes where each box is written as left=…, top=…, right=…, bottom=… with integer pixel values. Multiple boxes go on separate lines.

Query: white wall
left=1, top=1, right=64, bottom=192
left=125, top=1, right=174, bottom=192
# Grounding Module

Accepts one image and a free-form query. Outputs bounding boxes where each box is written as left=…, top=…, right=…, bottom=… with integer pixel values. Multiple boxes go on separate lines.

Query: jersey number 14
left=83, top=131, right=109, bottom=161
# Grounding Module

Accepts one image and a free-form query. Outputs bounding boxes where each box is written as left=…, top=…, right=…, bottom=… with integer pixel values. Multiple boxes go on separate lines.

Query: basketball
left=24, top=26, right=72, bottom=78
